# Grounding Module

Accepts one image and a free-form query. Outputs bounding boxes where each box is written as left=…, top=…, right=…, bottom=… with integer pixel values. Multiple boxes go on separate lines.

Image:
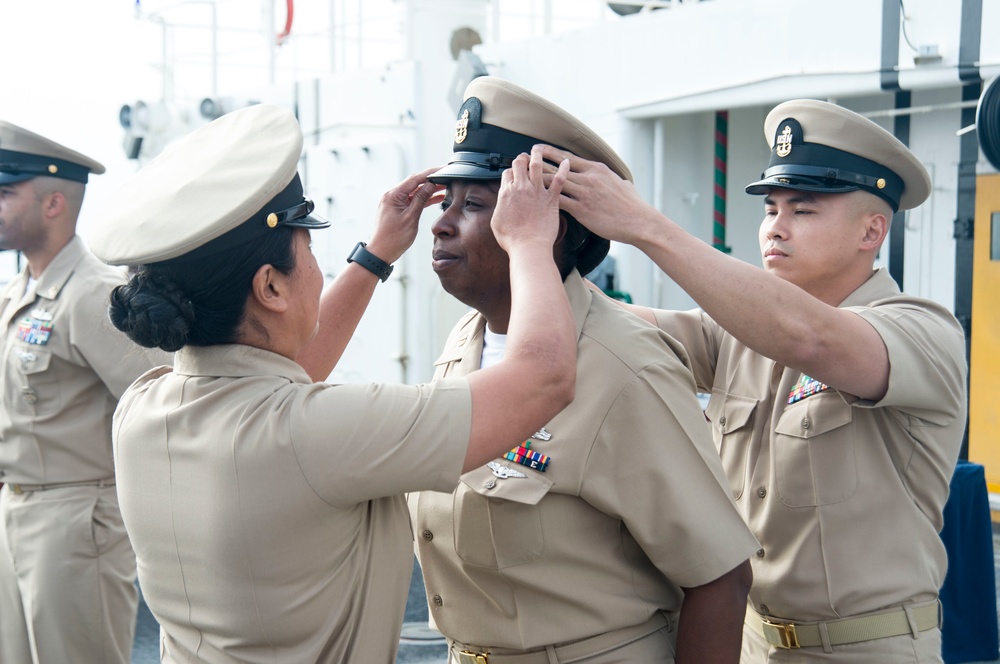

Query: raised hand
left=491, top=145, right=569, bottom=254
left=367, top=166, right=445, bottom=263
left=536, top=143, right=657, bottom=246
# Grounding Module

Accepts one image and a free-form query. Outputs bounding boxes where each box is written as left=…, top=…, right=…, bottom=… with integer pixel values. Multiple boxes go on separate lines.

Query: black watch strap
left=347, top=241, right=393, bottom=282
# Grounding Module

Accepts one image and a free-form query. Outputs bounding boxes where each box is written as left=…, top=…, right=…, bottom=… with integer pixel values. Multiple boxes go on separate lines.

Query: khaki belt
left=5, top=478, right=115, bottom=495
left=746, top=601, right=942, bottom=650
left=452, top=611, right=671, bottom=664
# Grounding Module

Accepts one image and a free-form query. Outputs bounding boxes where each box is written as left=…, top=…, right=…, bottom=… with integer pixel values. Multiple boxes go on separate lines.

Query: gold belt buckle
left=761, top=619, right=800, bottom=649
left=457, top=651, right=490, bottom=664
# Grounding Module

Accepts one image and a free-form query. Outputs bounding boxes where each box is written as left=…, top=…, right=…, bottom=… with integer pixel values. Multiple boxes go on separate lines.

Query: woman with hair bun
left=89, top=103, right=577, bottom=664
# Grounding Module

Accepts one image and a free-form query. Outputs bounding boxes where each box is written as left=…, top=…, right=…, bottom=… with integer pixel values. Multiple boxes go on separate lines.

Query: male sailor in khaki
left=538, top=99, right=966, bottom=662
left=0, top=120, right=169, bottom=663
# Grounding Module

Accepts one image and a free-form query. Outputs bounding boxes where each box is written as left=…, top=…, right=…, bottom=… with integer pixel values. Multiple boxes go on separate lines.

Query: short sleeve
left=290, top=377, right=473, bottom=506
left=848, top=298, right=967, bottom=425
left=580, top=361, right=759, bottom=588
left=651, top=308, right=723, bottom=393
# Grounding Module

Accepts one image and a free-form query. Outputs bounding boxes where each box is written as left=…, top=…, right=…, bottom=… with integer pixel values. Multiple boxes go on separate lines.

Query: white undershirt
left=481, top=326, right=507, bottom=369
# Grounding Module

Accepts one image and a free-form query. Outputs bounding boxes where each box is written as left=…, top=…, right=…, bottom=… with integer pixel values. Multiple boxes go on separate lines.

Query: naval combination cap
left=430, top=76, right=633, bottom=184
left=0, top=120, right=105, bottom=185
left=430, top=76, right=631, bottom=276
left=745, top=99, right=931, bottom=212
left=90, top=104, right=329, bottom=266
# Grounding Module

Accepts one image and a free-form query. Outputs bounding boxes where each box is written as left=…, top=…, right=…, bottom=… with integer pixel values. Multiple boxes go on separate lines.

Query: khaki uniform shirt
left=0, top=236, right=166, bottom=485
left=113, top=344, right=472, bottom=664
left=652, top=268, right=967, bottom=621
left=410, top=271, right=759, bottom=650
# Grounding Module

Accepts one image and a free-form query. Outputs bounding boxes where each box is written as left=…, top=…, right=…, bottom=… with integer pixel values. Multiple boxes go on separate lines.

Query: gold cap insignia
left=775, top=125, right=793, bottom=158
left=455, top=109, right=470, bottom=144
left=266, top=213, right=278, bottom=228
left=48, top=164, right=58, bottom=174
left=876, top=178, right=886, bottom=189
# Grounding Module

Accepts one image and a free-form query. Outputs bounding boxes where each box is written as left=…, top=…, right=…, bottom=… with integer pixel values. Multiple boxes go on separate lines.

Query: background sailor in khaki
left=0, top=121, right=169, bottom=664
left=410, top=76, right=759, bottom=664
left=89, top=103, right=578, bottom=663
left=538, top=100, right=967, bottom=662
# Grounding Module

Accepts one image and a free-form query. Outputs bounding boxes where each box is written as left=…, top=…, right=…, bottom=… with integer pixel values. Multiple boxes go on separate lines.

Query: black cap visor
left=0, top=149, right=93, bottom=184
left=0, top=171, right=36, bottom=186
left=745, top=171, right=863, bottom=197
left=429, top=151, right=517, bottom=183
left=745, top=142, right=904, bottom=211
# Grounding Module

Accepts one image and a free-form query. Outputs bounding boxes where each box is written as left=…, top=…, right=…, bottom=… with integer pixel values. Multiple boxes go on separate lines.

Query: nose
left=431, top=205, right=457, bottom=238
left=762, top=210, right=789, bottom=241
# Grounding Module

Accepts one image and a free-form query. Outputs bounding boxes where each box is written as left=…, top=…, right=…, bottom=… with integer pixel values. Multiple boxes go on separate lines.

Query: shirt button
left=719, top=415, right=727, bottom=428
left=760, top=604, right=770, bottom=614
left=21, top=387, right=38, bottom=404
left=484, top=479, right=496, bottom=490
left=422, top=530, right=433, bottom=542
left=757, top=487, right=767, bottom=499
left=433, top=595, right=443, bottom=607
left=801, top=418, right=810, bottom=429
left=756, top=548, right=765, bottom=558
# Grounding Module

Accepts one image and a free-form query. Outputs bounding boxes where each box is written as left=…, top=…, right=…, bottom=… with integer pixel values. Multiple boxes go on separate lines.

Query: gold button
left=876, top=178, right=886, bottom=189
left=433, top=595, right=443, bottom=606
left=757, top=487, right=767, bottom=499
left=266, top=213, right=278, bottom=228
left=48, top=164, right=58, bottom=174
left=422, top=530, right=433, bottom=542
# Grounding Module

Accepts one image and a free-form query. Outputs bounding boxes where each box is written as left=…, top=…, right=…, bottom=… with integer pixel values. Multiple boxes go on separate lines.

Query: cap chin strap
left=450, top=151, right=516, bottom=171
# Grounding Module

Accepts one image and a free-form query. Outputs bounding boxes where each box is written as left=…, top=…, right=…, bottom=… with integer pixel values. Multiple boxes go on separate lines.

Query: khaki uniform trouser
left=741, top=601, right=944, bottom=664
left=0, top=483, right=137, bottom=664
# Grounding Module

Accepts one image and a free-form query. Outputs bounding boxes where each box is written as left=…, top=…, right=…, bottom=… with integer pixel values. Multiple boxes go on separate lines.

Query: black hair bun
left=109, top=274, right=195, bottom=352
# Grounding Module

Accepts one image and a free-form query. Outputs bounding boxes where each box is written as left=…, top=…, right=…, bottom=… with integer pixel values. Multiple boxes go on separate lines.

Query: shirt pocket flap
left=705, top=391, right=757, bottom=434
left=15, top=348, right=51, bottom=375
left=461, top=464, right=554, bottom=505
left=774, top=393, right=853, bottom=439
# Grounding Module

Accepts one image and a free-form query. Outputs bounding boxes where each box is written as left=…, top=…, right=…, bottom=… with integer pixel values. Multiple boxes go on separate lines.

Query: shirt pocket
left=453, top=464, right=554, bottom=569
left=9, top=347, right=60, bottom=417
left=773, top=392, right=856, bottom=507
left=705, top=390, right=758, bottom=500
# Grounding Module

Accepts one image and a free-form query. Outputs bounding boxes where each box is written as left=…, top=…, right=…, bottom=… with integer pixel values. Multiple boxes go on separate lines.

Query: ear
left=41, top=191, right=66, bottom=219
left=249, top=263, right=289, bottom=314
left=859, top=211, right=889, bottom=251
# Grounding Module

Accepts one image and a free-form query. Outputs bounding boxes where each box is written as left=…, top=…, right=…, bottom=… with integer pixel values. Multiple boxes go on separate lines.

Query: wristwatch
left=347, top=241, right=393, bottom=282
